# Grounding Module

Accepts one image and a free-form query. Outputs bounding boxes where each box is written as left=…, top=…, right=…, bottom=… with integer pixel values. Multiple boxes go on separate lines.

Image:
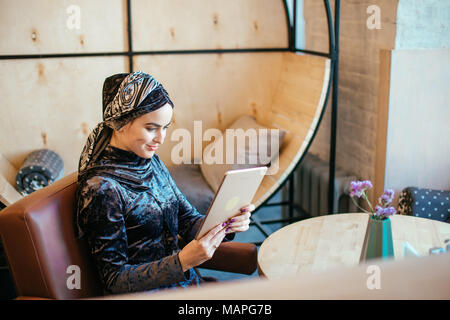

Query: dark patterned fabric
left=78, top=72, right=174, bottom=175
left=75, top=145, right=206, bottom=294
left=398, top=187, right=450, bottom=223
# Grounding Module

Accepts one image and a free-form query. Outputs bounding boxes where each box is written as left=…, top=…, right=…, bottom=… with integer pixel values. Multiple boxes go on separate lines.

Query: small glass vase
left=359, top=215, right=395, bottom=262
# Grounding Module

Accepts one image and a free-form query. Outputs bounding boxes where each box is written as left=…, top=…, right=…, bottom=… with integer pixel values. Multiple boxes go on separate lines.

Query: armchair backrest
left=0, top=172, right=102, bottom=299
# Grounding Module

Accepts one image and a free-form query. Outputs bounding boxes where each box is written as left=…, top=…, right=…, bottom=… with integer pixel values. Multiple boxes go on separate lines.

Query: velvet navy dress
left=75, top=145, right=220, bottom=295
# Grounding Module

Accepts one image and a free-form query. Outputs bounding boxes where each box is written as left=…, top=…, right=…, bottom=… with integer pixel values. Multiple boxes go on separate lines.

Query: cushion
left=200, top=115, right=286, bottom=192
left=398, top=187, right=449, bottom=223
left=168, top=164, right=214, bottom=214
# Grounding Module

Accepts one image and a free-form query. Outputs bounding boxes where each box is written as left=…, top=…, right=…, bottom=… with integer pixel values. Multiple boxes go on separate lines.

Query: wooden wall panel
left=374, top=49, right=391, bottom=204
left=133, top=52, right=284, bottom=166
left=131, top=0, right=288, bottom=51
left=0, top=57, right=128, bottom=175
left=0, top=0, right=127, bottom=54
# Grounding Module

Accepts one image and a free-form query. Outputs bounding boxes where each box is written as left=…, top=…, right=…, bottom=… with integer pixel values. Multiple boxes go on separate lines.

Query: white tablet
left=195, top=166, right=268, bottom=240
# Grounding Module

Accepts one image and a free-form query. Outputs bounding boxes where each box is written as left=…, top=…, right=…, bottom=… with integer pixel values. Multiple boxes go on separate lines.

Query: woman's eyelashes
left=146, top=125, right=171, bottom=132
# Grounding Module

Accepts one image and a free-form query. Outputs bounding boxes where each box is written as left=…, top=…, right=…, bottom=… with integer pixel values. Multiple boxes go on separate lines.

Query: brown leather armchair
left=0, top=172, right=257, bottom=300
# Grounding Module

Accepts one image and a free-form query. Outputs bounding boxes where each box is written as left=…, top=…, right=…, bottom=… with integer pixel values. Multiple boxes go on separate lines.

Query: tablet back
left=195, top=166, right=267, bottom=239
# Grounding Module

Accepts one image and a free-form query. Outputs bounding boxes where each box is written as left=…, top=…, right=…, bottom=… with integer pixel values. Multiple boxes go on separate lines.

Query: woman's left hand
left=225, top=204, right=255, bottom=234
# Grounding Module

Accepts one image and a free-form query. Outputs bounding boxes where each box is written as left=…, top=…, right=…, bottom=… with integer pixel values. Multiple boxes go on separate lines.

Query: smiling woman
left=108, top=104, right=173, bottom=158
left=74, top=71, right=254, bottom=295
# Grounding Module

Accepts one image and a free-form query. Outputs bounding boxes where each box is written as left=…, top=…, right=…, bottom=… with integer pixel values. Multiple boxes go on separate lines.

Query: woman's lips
left=146, top=145, right=158, bottom=151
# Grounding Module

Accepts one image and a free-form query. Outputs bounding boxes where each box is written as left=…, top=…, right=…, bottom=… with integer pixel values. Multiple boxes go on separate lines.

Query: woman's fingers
left=210, top=227, right=227, bottom=246
left=224, top=207, right=252, bottom=233
left=200, top=222, right=227, bottom=253
left=227, top=225, right=250, bottom=233
left=230, top=211, right=251, bottom=223
left=202, top=221, right=226, bottom=242
left=180, top=221, right=229, bottom=271
left=226, top=210, right=251, bottom=226
left=226, top=222, right=250, bottom=233
left=241, top=203, right=256, bottom=213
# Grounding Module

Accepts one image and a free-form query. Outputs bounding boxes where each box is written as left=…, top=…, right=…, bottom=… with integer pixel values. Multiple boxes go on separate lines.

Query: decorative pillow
left=168, top=164, right=214, bottom=215
left=398, top=187, right=449, bottom=223
left=200, top=115, right=286, bottom=192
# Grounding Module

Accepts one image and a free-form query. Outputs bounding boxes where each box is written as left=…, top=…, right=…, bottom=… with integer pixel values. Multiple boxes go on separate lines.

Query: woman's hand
left=178, top=222, right=227, bottom=272
left=178, top=204, right=256, bottom=272
left=224, top=204, right=255, bottom=234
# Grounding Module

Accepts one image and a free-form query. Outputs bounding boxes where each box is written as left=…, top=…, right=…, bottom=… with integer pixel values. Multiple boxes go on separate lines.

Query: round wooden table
left=257, top=213, right=450, bottom=279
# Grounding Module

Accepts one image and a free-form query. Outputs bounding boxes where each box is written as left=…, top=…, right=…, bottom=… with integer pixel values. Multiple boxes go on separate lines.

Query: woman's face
left=111, top=103, right=173, bottom=158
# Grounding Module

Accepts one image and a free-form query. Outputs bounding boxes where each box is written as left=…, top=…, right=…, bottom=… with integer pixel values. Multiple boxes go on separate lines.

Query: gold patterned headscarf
left=78, top=71, right=173, bottom=176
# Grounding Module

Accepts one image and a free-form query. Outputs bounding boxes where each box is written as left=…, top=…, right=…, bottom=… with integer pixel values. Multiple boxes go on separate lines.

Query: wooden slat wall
left=131, top=0, right=287, bottom=51
left=0, top=0, right=127, bottom=55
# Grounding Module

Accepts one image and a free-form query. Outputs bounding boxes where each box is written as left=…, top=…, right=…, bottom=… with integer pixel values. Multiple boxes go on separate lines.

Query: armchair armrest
left=199, top=242, right=257, bottom=275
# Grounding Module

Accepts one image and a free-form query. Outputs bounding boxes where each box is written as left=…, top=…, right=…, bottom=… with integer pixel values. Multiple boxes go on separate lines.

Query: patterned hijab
left=78, top=71, right=173, bottom=177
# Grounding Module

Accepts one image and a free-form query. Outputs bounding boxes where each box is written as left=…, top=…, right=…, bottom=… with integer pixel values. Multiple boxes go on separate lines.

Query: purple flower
left=375, top=205, right=383, bottom=216
left=378, top=189, right=395, bottom=206
left=349, top=181, right=362, bottom=197
left=361, top=180, right=373, bottom=189
left=386, top=207, right=397, bottom=215
left=350, top=179, right=396, bottom=218
left=375, top=205, right=396, bottom=217
left=349, top=180, right=373, bottom=198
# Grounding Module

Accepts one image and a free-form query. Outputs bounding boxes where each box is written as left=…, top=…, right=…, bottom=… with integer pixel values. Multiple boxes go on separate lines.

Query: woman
left=75, top=72, right=253, bottom=295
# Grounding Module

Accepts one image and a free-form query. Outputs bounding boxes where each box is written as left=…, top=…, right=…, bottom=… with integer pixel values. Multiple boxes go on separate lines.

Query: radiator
left=293, top=153, right=360, bottom=217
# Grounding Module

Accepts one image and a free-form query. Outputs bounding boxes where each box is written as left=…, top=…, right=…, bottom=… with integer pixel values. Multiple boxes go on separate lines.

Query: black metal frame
left=0, top=1, right=340, bottom=240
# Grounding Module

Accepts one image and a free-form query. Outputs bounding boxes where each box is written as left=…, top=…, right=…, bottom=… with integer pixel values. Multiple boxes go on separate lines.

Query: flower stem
left=351, top=196, right=370, bottom=214
left=362, top=192, right=374, bottom=213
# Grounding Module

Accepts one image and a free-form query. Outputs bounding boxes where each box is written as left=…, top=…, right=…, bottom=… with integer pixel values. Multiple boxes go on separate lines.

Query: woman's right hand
left=178, top=222, right=227, bottom=272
